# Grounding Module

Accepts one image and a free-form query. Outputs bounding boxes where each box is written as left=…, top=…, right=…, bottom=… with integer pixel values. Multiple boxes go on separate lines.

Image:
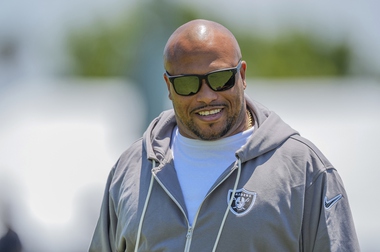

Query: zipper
left=153, top=163, right=238, bottom=252
left=154, top=174, right=189, bottom=221
left=189, top=165, right=239, bottom=252
left=184, top=226, right=193, bottom=252
left=204, top=164, right=237, bottom=199
left=154, top=175, right=193, bottom=251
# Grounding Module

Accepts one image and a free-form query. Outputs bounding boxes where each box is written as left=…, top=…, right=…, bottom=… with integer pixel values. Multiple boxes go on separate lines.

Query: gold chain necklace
left=246, top=109, right=253, bottom=129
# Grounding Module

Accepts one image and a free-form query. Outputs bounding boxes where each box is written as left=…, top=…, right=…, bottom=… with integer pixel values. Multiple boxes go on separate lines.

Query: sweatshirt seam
left=289, top=136, right=336, bottom=191
left=289, top=135, right=333, bottom=169
left=275, top=142, right=329, bottom=192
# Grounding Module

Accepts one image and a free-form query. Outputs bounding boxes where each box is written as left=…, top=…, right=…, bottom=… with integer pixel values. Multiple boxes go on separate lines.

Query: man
left=89, top=19, right=360, bottom=251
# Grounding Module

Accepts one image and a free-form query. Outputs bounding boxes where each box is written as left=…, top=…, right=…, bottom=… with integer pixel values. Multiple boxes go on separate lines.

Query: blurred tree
left=237, top=32, right=351, bottom=78
left=68, top=1, right=199, bottom=77
left=68, top=11, right=351, bottom=79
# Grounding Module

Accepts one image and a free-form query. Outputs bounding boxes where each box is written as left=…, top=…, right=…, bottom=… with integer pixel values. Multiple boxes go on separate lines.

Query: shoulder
left=119, top=138, right=145, bottom=165
left=108, top=138, right=145, bottom=185
left=285, top=135, right=335, bottom=188
left=288, top=135, right=333, bottom=169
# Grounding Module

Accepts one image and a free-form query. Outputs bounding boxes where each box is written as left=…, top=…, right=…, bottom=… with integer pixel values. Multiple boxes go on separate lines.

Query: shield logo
left=227, top=188, right=256, bottom=216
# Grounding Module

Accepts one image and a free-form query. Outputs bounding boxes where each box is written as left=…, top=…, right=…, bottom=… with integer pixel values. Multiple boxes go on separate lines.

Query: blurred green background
left=67, top=1, right=352, bottom=78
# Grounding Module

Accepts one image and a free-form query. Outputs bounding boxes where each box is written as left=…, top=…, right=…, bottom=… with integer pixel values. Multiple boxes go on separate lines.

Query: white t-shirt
left=171, top=126, right=254, bottom=225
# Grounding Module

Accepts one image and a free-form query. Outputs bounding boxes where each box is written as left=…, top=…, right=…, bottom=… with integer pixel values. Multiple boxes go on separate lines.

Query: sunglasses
left=165, top=60, right=242, bottom=96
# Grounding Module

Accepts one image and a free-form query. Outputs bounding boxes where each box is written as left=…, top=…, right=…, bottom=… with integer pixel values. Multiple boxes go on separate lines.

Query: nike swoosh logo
left=324, top=194, right=342, bottom=210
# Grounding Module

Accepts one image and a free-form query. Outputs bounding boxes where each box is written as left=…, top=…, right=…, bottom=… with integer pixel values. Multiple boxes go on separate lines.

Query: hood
left=143, top=109, right=176, bottom=163
left=143, top=95, right=299, bottom=164
left=237, top=95, right=299, bottom=162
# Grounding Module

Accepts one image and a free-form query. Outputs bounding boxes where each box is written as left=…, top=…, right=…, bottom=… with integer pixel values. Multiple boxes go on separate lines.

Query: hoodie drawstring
left=134, top=159, right=156, bottom=252
left=212, top=158, right=242, bottom=252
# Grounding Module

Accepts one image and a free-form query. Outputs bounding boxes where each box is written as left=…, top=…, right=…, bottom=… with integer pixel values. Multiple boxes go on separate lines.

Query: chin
left=194, top=126, right=229, bottom=141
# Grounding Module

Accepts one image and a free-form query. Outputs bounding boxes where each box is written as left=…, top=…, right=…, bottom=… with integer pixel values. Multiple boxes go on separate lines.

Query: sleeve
left=302, top=168, right=360, bottom=252
left=88, top=168, right=118, bottom=252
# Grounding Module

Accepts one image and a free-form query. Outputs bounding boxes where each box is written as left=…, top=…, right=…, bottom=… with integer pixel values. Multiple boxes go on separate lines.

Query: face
left=164, top=57, right=247, bottom=140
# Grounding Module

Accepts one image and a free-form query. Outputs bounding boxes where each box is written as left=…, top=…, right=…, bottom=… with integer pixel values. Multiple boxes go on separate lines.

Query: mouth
left=194, top=107, right=224, bottom=123
left=197, top=108, right=222, bottom=116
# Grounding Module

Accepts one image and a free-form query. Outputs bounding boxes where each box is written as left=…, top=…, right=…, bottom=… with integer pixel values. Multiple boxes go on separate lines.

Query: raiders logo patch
left=227, top=188, right=256, bottom=216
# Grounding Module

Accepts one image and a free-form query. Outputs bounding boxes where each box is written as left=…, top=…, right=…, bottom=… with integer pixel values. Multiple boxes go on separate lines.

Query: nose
left=196, top=79, right=218, bottom=104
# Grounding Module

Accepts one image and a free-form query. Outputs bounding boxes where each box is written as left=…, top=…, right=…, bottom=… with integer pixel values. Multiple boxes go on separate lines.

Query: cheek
left=171, top=100, right=189, bottom=125
left=170, top=96, right=187, bottom=112
left=226, top=89, right=245, bottom=113
left=227, top=87, right=243, bottom=102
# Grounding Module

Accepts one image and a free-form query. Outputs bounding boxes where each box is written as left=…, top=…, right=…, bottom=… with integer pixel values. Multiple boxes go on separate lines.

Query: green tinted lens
left=207, top=70, right=234, bottom=91
left=173, top=76, right=200, bottom=95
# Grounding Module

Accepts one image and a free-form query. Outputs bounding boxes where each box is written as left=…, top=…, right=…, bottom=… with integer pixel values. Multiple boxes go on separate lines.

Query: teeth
left=198, top=109, right=221, bottom=116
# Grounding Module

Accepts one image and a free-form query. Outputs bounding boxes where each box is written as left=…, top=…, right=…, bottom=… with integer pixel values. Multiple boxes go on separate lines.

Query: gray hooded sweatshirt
left=89, top=97, right=360, bottom=252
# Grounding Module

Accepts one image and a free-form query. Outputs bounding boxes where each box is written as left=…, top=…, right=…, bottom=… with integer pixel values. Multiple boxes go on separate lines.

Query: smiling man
left=163, top=21, right=248, bottom=141
left=89, top=19, right=360, bottom=252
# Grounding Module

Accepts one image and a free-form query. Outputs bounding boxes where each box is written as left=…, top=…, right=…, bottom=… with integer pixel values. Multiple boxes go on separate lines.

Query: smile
left=198, top=109, right=222, bottom=116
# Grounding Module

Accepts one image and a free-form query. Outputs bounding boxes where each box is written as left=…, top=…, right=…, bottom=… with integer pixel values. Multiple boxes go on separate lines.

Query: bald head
left=163, top=19, right=242, bottom=74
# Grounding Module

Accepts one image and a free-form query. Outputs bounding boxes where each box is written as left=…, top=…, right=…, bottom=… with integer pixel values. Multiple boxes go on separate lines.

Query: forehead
left=166, top=43, right=238, bottom=75
left=170, top=57, right=237, bottom=76
left=165, top=28, right=240, bottom=75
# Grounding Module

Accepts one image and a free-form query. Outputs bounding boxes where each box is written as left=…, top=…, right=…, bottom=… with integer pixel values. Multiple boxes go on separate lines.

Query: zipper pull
left=186, top=227, right=193, bottom=239
left=184, top=226, right=193, bottom=251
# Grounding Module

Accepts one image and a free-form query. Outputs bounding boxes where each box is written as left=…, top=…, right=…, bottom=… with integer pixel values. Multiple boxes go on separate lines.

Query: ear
left=240, top=61, right=247, bottom=90
left=163, top=73, right=173, bottom=100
